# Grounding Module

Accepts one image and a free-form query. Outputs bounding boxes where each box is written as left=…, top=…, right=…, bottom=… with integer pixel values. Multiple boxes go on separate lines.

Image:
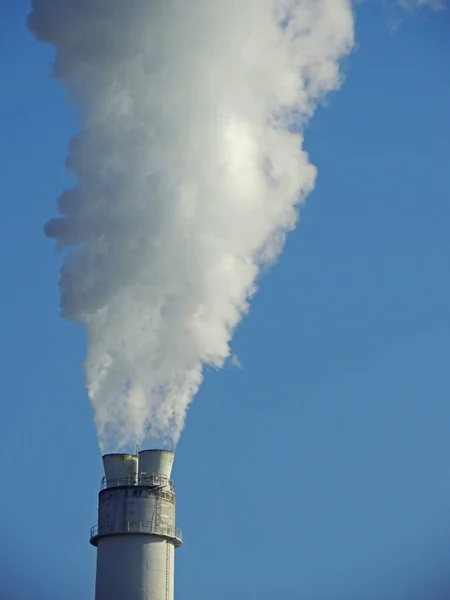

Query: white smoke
left=397, top=0, right=447, bottom=10
left=28, top=0, right=354, bottom=451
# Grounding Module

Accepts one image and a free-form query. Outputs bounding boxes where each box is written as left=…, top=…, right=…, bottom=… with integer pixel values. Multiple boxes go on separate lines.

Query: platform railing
left=90, top=520, right=182, bottom=545
left=101, top=474, right=174, bottom=491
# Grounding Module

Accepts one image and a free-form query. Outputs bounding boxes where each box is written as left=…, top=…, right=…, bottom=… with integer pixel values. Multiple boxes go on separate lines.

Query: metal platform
left=90, top=520, right=183, bottom=548
left=101, top=474, right=174, bottom=490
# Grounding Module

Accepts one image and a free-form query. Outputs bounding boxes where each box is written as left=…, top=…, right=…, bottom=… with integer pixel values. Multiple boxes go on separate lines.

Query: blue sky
left=1, top=1, right=450, bottom=599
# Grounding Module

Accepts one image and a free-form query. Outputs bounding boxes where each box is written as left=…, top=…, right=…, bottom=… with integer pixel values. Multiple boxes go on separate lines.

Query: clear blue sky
left=1, top=2, right=450, bottom=599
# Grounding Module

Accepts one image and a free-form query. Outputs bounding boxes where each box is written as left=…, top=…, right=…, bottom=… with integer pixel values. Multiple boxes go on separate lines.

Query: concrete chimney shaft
left=90, top=450, right=182, bottom=600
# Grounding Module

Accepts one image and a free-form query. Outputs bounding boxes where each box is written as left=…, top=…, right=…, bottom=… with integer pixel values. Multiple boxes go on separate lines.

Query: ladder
left=165, top=541, right=170, bottom=600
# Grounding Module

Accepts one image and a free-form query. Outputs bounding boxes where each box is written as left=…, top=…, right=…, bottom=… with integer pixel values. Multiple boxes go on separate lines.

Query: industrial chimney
left=90, top=449, right=182, bottom=600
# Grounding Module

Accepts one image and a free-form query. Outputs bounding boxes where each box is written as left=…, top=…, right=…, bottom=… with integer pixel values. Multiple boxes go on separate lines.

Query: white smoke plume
left=396, top=0, right=447, bottom=10
left=28, top=0, right=354, bottom=452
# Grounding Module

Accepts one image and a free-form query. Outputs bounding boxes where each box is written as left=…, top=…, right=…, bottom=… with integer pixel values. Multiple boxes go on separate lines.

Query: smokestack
left=90, top=450, right=182, bottom=600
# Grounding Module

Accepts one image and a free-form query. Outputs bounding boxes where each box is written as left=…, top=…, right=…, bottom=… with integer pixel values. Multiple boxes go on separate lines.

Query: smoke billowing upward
left=28, top=0, right=354, bottom=452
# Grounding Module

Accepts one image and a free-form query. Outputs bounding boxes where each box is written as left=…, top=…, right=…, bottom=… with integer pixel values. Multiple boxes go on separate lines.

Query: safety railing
left=101, top=474, right=174, bottom=491
left=90, top=521, right=182, bottom=546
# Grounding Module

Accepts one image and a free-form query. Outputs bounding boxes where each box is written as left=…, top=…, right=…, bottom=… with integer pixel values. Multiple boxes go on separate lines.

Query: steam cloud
left=28, top=0, right=356, bottom=451
left=397, top=0, right=447, bottom=10
left=28, top=0, right=442, bottom=451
